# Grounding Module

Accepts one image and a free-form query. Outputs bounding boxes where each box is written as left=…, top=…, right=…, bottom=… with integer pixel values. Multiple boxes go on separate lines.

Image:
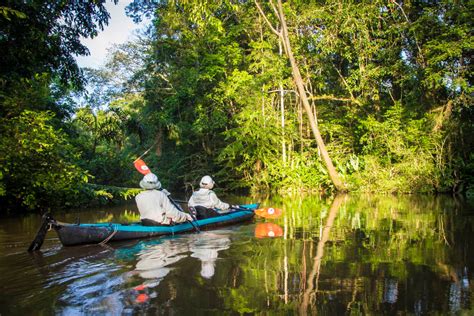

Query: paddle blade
left=254, top=207, right=283, bottom=219
left=135, top=293, right=149, bottom=303
left=27, top=214, right=52, bottom=252
left=255, top=223, right=283, bottom=238
left=133, top=158, right=151, bottom=175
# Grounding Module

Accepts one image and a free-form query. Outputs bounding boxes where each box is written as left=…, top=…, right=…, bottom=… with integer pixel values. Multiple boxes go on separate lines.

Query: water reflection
left=133, top=231, right=231, bottom=283
left=382, top=278, right=398, bottom=304
left=135, top=238, right=188, bottom=282
left=448, top=266, right=471, bottom=313
left=0, top=194, right=473, bottom=314
left=51, top=231, right=233, bottom=313
left=300, top=193, right=344, bottom=314
left=255, top=223, right=283, bottom=238
left=224, top=193, right=474, bottom=315
left=190, top=232, right=230, bottom=279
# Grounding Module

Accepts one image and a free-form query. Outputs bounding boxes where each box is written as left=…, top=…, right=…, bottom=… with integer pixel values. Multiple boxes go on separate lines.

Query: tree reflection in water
left=219, top=193, right=474, bottom=315
left=2, top=194, right=472, bottom=315
left=300, top=193, right=345, bottom=314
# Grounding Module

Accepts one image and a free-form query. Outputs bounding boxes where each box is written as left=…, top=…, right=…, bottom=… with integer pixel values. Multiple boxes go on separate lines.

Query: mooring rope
left=99, top=225, right=118, bottom=245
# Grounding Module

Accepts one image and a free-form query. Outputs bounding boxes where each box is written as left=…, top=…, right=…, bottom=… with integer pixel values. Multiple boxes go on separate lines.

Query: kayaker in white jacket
left=188, top=175, right=231, bottom=211
left=135, top=173, right=193, bottom=225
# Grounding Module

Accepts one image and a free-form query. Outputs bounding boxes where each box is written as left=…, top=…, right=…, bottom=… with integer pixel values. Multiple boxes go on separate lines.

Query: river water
left=0, top=194, right=473, bottom=315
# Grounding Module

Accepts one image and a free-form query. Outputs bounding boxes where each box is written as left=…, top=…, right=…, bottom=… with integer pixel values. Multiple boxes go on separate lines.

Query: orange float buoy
left=255, top=223, right=283, bottom=238
left=254, top=207, right=283, bottom=219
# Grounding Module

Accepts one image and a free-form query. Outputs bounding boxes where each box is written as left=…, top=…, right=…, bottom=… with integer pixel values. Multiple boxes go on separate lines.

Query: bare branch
left=390, top=0, right=425, bottom=66
left=156, top=72, right=170, bottom=83
left=334, top=67, right=356, bottom=101
left=309, top=95, right=361, bottom=105
left=267, top=89, right=299, bottom=96
left=254, top=0, right=281, bottom=37
left=269, top=0, right=280, bottom=20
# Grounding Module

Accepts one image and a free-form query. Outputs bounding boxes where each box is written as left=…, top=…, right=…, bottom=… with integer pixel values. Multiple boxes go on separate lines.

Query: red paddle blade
left=255, top=223, right=283, bottom=238
left=134, top=284, right=147, bottom=291
left=135, top=293, right=149, bottom=303
left=133, top=158, right=151, bottom=175
left=254, top=207, right=283, bottom=219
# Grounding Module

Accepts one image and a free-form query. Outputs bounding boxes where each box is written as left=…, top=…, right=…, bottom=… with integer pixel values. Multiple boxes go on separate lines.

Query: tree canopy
left=0, top=0, right=472, bottom=212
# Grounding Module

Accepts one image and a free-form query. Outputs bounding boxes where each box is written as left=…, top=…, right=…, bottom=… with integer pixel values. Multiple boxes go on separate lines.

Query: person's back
left=136, top=189, right=171, bottom=224
left=136, top=173, right=192, bottom=225
left=188, top=176, right=230, bottom=211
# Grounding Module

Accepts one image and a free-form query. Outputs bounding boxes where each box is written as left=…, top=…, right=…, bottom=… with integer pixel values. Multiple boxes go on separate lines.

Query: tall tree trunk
left=279, top=36, right=287, bottom=164
left=155, top=129, right=163, bottom=157
left=298, top=98, right=303, bottom=153
left=255, top=0, right=347, bottom=191
left=259, top=15, right=266, bottom=128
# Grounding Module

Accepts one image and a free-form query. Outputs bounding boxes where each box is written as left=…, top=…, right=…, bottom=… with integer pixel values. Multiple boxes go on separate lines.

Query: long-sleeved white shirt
left=135, top=189, right=189, bottom=225
left=188, top=188, right=230, bottom=210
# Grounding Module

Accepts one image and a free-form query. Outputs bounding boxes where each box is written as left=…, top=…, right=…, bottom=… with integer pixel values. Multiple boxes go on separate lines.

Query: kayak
left=29, top=204, right=258, bottom=249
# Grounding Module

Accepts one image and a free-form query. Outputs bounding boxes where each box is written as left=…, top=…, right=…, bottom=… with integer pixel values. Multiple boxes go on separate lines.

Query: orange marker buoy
left=254, top=207, right=283, bottom=219
left=135, top=293, right=149, bottom=303
left=255, top=223, right=283, bottom=238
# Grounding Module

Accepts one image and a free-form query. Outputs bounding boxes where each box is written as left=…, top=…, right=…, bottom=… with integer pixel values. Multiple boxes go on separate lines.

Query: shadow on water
left=0, top=194, right=473, bottom=314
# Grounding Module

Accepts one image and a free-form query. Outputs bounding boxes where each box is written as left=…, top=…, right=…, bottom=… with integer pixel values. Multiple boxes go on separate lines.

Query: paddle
left=133, top=142, right=158, bottom=175
left=28, top=213, right=53, bottom=252
left=253, top=207, right=283, bottom=219
left=131, top=158, right=279, bottom=224
left=172, top=199, right=283, bottom=219
left=186, top=214, right=200, bottom=232
left=161, top=189, right=200, bottom=233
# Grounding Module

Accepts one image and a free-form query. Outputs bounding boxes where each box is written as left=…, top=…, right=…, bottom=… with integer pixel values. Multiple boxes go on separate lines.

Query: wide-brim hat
left=140, top=173, right=161, bottom=190
left=140, top=179, right=160, bottom=190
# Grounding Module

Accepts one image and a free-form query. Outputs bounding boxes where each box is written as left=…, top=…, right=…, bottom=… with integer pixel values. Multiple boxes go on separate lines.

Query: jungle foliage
left=0, top=0, right=120, bottom=211
left=0, top=0, right=472, bottom=212
left=125, top=0, right=472, bottom=194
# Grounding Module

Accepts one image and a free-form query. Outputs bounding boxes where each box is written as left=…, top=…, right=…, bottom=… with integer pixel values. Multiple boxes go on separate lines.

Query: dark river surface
left=1, top=194, right=473, bottom=315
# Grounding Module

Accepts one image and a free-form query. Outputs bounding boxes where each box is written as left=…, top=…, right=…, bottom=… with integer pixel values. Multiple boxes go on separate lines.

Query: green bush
left=0, top=110, right=89, bottom=211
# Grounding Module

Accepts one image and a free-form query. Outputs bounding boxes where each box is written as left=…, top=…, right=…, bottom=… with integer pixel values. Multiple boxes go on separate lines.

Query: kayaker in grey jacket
left=188, top=175, right=231, bottom=211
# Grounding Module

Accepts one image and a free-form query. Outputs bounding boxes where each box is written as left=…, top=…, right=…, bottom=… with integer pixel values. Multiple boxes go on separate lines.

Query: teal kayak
left=47, top=204, right=258, bottom=247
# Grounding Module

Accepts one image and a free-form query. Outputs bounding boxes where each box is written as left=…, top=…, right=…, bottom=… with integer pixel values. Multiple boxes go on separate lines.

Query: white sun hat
left=199, top=175, right=215, bottom=189
left=140, top=173, right=161, bottom=190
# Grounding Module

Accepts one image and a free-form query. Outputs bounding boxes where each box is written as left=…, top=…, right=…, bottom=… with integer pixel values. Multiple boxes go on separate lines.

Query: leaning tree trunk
left=279, top=36, right=287, bottom=164
left=255, top=0, right=346, bottom=192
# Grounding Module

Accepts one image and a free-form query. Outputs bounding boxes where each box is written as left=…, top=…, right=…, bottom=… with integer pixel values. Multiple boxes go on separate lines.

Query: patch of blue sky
left=75, top=1, right=150, bottom=69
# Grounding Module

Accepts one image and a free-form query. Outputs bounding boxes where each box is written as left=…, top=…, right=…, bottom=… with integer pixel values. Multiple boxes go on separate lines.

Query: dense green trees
left=0, top=0, right=118, bottom=211
left=126, top=0, right=472, bottom=194
left=0, top=0, right=472, bottom=211
left=0, top=110, right=88, bottom=210
left=0, top=1, right=115, bottom=89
